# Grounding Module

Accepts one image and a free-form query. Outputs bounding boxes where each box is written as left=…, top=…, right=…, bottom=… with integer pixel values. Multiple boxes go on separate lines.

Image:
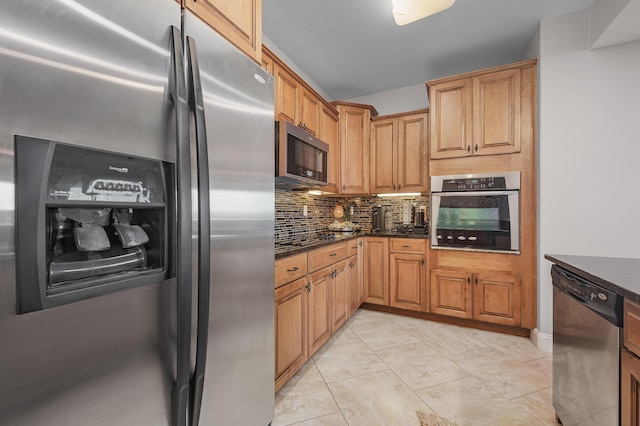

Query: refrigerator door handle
left=169, top=25, right=192, bottom=426
left=186, top=35, right=212, bottom=426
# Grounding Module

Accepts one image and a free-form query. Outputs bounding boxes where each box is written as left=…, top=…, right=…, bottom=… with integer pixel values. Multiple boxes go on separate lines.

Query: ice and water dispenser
left=15, top=136, right=174, bottom=313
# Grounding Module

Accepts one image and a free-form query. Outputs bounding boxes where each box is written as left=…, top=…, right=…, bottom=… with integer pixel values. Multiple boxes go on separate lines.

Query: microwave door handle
left=169, top=26, right=192, bottom=426
left=186, top=35, right=212, bottom=426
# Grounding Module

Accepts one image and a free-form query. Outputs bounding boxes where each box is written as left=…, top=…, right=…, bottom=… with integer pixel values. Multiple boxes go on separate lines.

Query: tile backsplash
left=275, top=188, right=429, bottom=245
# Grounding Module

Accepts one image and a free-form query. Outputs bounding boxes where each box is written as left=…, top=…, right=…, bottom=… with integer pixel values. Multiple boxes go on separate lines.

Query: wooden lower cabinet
left=347, top=238, right=364, bottom=316
left=389, top=251, right=426, bottom=312
left=430, top=269, right=472, bottom=319
left=430, top=268, right=520, bottom=326
left=348, top=253, right=362, bottom=315
left=307, top=266, right=333, bottom=357
left=274, top=277, right=307, bottom=392
left=330, top=260, right=349, bottom=332
left=274, top=240, right=365, bottom=392
left=622, top=349, right=640, bottom=426
left=473, top=272, right=521, bottom=326
left=363, top=237, right=389, bottom=305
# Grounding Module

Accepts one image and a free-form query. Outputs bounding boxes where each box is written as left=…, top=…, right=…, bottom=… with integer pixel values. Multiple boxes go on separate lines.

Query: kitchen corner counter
left=545, top=254, right=640, bottom=303
left=275, top=232, right=429, bottom=259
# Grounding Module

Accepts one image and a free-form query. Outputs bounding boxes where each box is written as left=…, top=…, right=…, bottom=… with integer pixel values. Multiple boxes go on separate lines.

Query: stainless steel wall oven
left=430, top=172, right=520, bottom=252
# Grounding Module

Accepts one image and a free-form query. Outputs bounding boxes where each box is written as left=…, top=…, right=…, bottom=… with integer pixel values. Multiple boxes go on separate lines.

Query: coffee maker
left=372, top=206, right=391, bottom=232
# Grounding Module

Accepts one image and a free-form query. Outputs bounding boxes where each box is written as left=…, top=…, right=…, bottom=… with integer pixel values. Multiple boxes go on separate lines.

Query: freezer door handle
left=186, top=35, right=212, bottom=426
left=169, top=25, right=192, bottom=426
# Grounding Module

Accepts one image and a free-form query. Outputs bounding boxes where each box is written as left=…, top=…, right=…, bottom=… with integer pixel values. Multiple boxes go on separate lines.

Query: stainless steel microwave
left=275, top=120, right=329, bottom=187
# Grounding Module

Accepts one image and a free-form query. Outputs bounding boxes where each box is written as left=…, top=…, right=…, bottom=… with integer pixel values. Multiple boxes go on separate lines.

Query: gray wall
left=537, top=9, right=640, bottom=335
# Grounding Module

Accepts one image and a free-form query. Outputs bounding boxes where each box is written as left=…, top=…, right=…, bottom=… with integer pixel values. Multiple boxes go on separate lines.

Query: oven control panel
left=442, top=177, right=506, bottom=191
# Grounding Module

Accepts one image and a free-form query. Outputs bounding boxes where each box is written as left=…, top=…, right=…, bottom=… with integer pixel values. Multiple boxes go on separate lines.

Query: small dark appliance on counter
left=372, top=205, right=392, bottom=232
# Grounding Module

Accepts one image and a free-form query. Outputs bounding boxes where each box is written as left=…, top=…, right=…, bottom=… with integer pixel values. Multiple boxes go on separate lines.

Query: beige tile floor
left=273, top=308, right=555, bottom=426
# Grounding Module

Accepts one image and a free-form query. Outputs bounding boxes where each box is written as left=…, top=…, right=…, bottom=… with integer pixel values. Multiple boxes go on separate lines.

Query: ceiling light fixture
left=391, top=0, right=455, bottom=26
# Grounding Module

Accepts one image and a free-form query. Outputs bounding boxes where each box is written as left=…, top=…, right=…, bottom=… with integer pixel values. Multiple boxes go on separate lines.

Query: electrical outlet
left=303, top=205, right=308, bottom=217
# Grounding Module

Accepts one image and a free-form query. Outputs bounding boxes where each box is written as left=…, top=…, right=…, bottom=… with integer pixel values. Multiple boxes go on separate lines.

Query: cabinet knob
left=475, top=277, right=478, bottom=285
left=330, top=253, right=337, bottom=257
left=475, top=144, right=478, bottom=152
left=421, top=258, right=425, bottom=266
left=467, top=276, right=470, bottom=284
left=306, top=283, right=311, bottom=292
left=467, top=145, right=471, bottom=153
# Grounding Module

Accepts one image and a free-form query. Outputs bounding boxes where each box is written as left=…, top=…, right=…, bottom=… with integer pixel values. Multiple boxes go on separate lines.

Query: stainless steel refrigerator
left=0, top=1, right=275, bottom=425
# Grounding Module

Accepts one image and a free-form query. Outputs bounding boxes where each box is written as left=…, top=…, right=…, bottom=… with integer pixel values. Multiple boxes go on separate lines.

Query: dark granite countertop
left=275, top=231, right=430, bottom=259
left=545, top=254, right=640, bottom=303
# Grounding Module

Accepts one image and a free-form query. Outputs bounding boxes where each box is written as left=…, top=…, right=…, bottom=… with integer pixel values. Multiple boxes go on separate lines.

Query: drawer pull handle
left=402, top=245, right=411, bottom=248
left=330, top=253, right=337, bottom=257
left=287, top=267, right=299, bottom=272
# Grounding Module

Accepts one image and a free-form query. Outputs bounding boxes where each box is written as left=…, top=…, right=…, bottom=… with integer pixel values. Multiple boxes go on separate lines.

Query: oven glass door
left=431, top=190, right=519, bottom=252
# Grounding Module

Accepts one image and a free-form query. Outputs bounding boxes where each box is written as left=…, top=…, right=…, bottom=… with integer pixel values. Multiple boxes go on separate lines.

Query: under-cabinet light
left=308, top=190, right=322, bottom=195
left=376, top=192, right=422, bottom=197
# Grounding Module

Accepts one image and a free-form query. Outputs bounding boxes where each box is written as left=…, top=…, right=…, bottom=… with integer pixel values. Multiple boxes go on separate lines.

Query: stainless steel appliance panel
left=183, top=12, right=275, bottom=426
left=0, top=1, right=180, bottom=424
left=552, top=266, right=621, bottom=425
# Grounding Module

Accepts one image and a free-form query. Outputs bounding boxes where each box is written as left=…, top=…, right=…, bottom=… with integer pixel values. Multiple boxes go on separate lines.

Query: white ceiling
left=263, top=0, right=595, bottom=100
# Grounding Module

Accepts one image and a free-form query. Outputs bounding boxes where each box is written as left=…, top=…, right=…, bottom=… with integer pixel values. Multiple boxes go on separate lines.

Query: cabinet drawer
left=275, top=253, right=308, bottom=288
left=308, top=242, right=347, bottom=272
left=389, top=238, right=426, bottom=254
left=347, top=238, right=361, bottom=257
left=625, top=300, right=640, bottom=357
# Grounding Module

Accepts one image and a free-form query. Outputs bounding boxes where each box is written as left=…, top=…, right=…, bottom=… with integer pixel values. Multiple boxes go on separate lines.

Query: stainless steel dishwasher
left=552, top=264, right=623, bottom=425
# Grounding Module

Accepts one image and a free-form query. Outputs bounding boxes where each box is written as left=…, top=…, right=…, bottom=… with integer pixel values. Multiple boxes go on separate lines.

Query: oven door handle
left=432, top=190, right=519, bottom=197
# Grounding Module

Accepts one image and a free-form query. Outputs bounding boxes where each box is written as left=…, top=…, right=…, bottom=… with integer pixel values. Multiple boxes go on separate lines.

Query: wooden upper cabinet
left=473, top=68, right=521, bottom=156
left=274, top=63, right=299, bottom=123
left=371, top=111, right=428, bottom=194
left=428, top=60, right=533, bottom=160
left=429, top=79, right=472, bottom=159
left=260, top=51, right=274, bottom=75
left=332, top=102, right=378, bottom=194
left=299, top=86, right=321, bottom=135
left=183, top=0, right=262, bottom=63
left=272, top=57, right=324, bottom=136
left=370, top=117, right=397, bottom=194
left=319, top=105, right=340, bottom=193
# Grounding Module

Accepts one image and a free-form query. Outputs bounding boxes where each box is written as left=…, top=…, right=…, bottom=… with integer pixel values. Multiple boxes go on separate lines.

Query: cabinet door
left=370, top=118, right=397, bottom=193
left=319, top=105, right=340, bottom=193
left=331, top=260, right=349, bottom=332
left=299, top=87, right=320, bottom=136
left=274, top=277, right=307, bottom=392
left=430, top=269, right=472, bottom=318
left=307, top=267, right=332, bottom=357
left=390, top=253, right=426, bottom=312
left=261, top=49, right=274, bottom=75
left=274, top=64, right=299, bottom=123
left=397, top=112, right=428, bottom=192
left=184, top=0, right=262, bottom=63
left=473, top=68, right=521, bottom=156
left=622, top=350, right=640, bottom=426
left=363, top=237, right=389, bottom=305
left=473, top=272, right=521, bottom=326
left=347, top=253, right=362, bottom=316
left=429, top=79, right=472, bottom=160
left=339, top=106, right=370, bottom=194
